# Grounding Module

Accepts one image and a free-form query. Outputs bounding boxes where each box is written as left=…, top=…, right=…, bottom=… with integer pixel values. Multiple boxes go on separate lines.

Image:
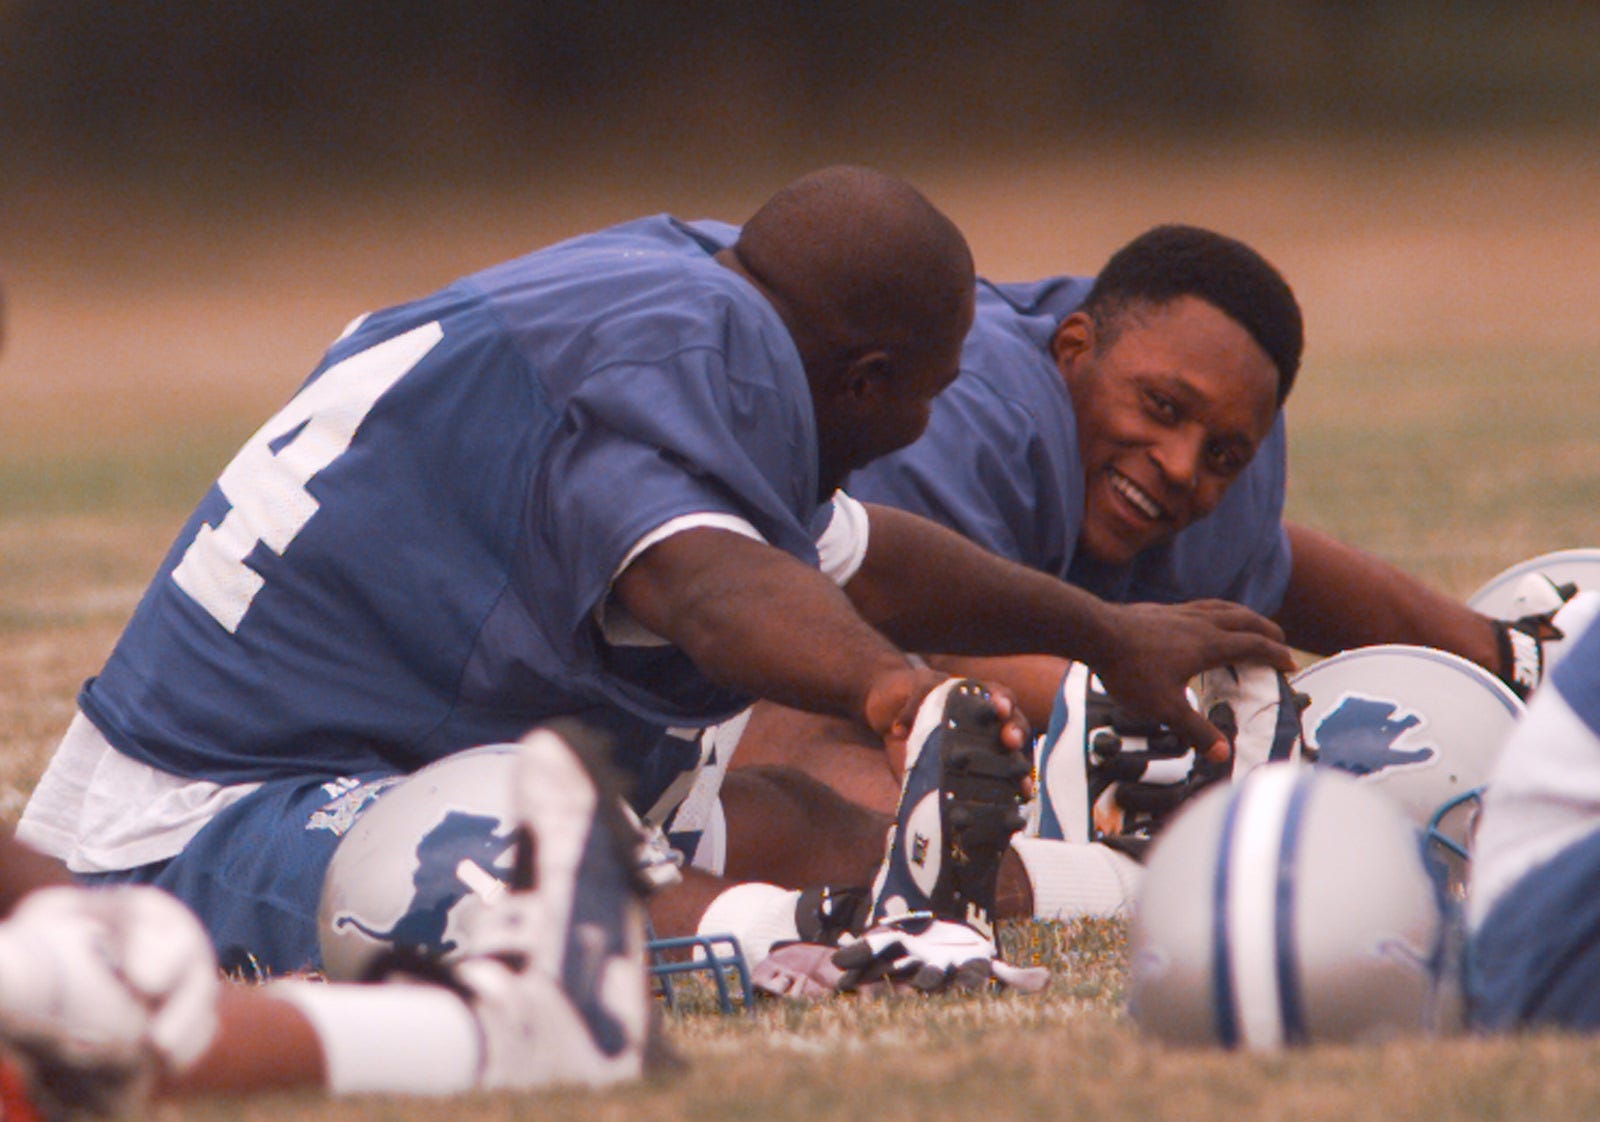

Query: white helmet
left=1468, top=548, right=1600, bottom=681
left=1293, top=645, right=1523, bottom=891
left=318, top=744, right=526, bottom=981
left=317, top=742, right=751, bottom=1010
left=1129, top=764, right=1448, bottom=1049
left=1468, top=548, right=1600, bottom=618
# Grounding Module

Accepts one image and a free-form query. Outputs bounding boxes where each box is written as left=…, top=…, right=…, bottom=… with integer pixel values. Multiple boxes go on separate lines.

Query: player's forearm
left=0, top=835, right=72, bottom=917
left=1277, top=523, right=1501, bottom=668
left=613, top=527, right=923, bottom=728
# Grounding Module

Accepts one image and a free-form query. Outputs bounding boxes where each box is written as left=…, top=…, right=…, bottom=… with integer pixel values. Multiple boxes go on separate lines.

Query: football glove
left=751, top=915, right=1048, bottom=999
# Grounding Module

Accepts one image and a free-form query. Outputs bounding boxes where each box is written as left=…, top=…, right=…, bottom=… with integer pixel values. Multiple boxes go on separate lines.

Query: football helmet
left=1468, top=548, right=1600, bottom=687
left=1293, top=645, right=1524, bottom=892
left=1467, top=548, right=1600, bottom=619
left=316, top=743, right=751, bottom=1011
left=1129, top=764, right=1448, bottom=1049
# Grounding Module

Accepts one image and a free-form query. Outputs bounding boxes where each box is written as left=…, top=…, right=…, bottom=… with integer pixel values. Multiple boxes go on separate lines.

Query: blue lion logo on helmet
left=1312, top=695, right=1437, bottom=777
left=332, top=810, right=516, bottom=960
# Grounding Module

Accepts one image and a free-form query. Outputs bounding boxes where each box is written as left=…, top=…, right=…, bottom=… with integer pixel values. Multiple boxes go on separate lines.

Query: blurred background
left=2, top=1, right=1597, bottom=186
left=0, top=1, right=1598, bottom=572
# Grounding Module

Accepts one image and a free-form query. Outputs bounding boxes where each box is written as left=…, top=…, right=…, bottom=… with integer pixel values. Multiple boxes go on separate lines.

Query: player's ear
left=1050, top=312, right=1094, bottom=373
left=841, top=351, right=894, bottom=402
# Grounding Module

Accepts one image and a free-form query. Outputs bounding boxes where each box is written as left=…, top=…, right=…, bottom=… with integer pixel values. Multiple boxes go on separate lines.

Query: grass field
left=3, top=129, right=1600, bottom=1119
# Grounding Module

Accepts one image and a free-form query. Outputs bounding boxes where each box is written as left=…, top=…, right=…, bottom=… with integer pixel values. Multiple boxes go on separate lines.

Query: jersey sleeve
left=526, top=346, right=820, bottom=652
left=847, top=370, right=1080, bottom=575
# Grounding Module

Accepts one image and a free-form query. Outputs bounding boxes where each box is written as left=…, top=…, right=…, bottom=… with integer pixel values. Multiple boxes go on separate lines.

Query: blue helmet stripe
left=1273, top=767, right=1315, bottom=1045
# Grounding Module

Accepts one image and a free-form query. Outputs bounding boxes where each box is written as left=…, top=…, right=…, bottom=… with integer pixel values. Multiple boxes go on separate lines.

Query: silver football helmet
left=1293, top=644, right=1524, bottom=892
left=1468, top=548, right=1600, bottom=683
left=1467, top=548, right=1600, bottom=619
left=316, top=743, right=751, bottom=1011
left=1129, top=763, right=1448, bottom=1049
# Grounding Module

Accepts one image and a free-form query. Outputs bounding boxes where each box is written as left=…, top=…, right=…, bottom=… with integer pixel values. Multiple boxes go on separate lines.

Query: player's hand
left=1093, top=600, right=1294, bottom=758
left=1492, top=576, right=1600, bottom=698
left=867, top=669, right=1033, bottom=795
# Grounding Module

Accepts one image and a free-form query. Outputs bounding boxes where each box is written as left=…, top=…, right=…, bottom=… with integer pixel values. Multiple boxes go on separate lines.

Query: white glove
left=0, top=886, right=220, bottom=1077
left=831, top=915, right=1049, bottom=994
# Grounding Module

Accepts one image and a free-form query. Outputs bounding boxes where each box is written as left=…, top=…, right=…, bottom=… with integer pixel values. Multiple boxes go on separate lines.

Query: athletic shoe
left=1031, top=663, right=1205, bottom=853
left=448, top=721, right=652, bottom=1089
left=1031, top=662, right=1098, bottom=843
left=1192, top=663, right=1304, bottom=776
left=868, top=679, right=1029, bottom=940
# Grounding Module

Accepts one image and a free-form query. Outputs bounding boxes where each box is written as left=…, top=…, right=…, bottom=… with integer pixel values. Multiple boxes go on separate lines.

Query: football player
left=679, top=226, right=1571, bottom=936
left=0, top=728, right=662, bottom=1108
left=14, top=167, right=1290, bottom=979
left=0, top=284, right=674, bottom=1101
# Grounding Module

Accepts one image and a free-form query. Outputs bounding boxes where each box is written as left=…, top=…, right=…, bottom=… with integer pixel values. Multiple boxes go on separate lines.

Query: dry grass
left=3, top=130, right=1600, bottom=1120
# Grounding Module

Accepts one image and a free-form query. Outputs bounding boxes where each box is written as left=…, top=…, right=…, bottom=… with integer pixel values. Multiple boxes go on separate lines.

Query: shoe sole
left=929, top=681, right=1030, bottom=935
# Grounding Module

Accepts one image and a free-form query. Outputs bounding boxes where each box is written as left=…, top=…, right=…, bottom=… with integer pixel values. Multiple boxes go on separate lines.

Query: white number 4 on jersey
left=171, top=322, right=441, bottom=633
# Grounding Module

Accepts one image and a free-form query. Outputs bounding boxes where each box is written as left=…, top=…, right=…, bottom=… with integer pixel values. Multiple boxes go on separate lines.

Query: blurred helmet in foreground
left=1129, top=763, right=1448, bottom=1049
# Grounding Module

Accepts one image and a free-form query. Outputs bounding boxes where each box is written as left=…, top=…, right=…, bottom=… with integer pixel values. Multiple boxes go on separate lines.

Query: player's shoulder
left=462, top=216, right=779, bottom=361
left=470, top=215, right=733, bottom=292
left=942, top=277, right=1088, bottom=420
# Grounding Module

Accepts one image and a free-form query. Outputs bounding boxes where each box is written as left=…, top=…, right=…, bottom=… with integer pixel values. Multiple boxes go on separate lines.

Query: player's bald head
left=732, top=166, right=975, bottom=383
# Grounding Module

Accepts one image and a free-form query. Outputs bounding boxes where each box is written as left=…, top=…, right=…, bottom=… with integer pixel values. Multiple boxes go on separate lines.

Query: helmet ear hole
left=1291, top=644, right=1524, bottom=899
left=1129, top=763, right=1449, bottom=1050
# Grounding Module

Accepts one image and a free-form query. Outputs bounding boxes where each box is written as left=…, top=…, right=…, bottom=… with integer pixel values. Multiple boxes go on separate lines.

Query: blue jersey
left=1469, top=620, right=1600, bottom=1030
left=80, top=216, right=823, bottom=785
left=846, top=277, right=1291, bottom=615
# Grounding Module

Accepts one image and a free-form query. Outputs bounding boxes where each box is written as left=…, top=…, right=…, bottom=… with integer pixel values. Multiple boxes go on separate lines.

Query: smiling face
left=1056, top=295, right=1280, bottom=566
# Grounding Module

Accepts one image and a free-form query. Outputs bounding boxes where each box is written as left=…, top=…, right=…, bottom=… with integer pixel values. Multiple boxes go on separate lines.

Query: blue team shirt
left=1467, top=621, right=1600, bottom=1030
left=81, top=216, right=823, bottom=784
left=846, top=277, right=1291, bottom=614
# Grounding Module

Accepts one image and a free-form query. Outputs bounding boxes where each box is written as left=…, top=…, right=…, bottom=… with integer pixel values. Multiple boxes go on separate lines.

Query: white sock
left=1010, top=836, right=1143, bottom=919
left=696, top=882, right=803, bottom=965
left=268, top=979, right=482, bottom=1095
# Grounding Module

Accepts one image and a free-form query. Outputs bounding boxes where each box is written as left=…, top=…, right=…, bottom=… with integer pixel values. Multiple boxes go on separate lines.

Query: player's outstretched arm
left=612, top=526, right=952, bottom=749
left=847, top=504, right=1294, bottom=754
left=1276, top=523, right=1502, bottom=664
left=612, top=525, right=1035, bottom=771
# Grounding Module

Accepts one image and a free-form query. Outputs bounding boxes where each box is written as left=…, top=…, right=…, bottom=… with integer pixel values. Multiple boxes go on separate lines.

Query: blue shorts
left=78, top=731, right=704, bottom=977
left=1468, top=826, right=1600, bottom=1032
left=82, top=771, right=404, bottom=976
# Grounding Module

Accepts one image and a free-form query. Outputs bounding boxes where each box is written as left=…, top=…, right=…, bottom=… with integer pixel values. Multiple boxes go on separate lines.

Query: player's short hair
left=1083, top=225, right=1303, bottom=404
